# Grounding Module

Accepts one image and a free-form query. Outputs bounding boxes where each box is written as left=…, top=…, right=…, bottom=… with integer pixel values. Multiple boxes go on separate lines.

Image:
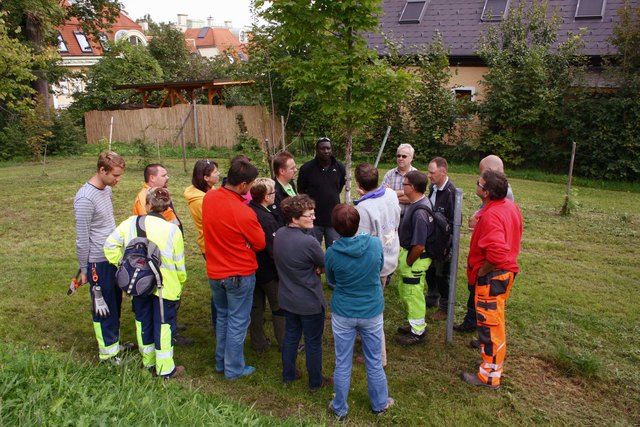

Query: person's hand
left=92, top=286, right=110, bottom=318
left=80, top=272, right=89, bottom=286
left=356, top=188, right=365, bottom=196
left=468, top=211, right=480, bottom=230
left=315, top=266, right=324, bottom=275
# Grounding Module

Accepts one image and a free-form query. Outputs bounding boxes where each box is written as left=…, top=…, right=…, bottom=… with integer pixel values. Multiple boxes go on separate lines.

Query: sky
left=120, top=0, right=254, bottom=28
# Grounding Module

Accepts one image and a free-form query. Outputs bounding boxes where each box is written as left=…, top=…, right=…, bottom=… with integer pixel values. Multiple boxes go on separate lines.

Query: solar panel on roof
left=198, top=27, right=209, bottom=39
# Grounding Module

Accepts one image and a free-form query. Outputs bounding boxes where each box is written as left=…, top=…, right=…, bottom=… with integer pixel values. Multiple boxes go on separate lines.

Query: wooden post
left=281, top=115, right=285, bottom=151
left=560, top=141, right=577, bottom=216
left=193, top=98, right=199, bottom=147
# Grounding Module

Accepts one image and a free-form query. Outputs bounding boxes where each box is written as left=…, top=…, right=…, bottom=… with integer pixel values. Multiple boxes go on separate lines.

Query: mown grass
left=0, top=344, right=305, bottom=426
left=0, top=153, right=639, bottom=426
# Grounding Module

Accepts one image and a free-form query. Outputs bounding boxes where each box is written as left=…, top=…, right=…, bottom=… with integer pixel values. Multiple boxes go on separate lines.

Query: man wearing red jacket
left=202, top=159, right=266, bottom=380
left=460, top=169, right=522, bottom=390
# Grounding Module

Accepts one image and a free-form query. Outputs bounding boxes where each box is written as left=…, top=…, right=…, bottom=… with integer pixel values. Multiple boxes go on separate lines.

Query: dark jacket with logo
left=297, top=156, right=346, bottom=227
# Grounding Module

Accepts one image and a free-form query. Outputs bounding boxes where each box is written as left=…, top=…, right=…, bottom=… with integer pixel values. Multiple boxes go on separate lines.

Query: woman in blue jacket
left=325, top=204, right=394, bottom=420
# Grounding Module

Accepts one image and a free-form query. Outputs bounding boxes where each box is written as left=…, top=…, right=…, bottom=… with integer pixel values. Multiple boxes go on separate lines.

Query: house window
left=128, top=35, right=143, bottom=45
left=98, top=32, right=110, bottom=51
left=453, top=87, right=476, bottom=118
left=481, top=0, right=510, bottom=22
left=575, top=0, right=606, bottom=19
left=58, top=33, right=68, bottom=53
left=399, top=1, right=429, bottom=24
left=73, top=31, right=92, bottom=53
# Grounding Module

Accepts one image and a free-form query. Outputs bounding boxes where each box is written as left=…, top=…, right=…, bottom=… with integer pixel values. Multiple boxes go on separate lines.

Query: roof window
left=575, top=0, right=606, bottom=19
left=58, top=33, right=68, bottom=53
left=73, top=31, right=92, bottom=53
left=399, top=1, right=429, bottom=24
left=481, top=0, right=510, bottom=22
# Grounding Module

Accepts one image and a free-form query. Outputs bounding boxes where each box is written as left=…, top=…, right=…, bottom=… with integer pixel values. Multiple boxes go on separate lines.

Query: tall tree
left=0, top=11, right=37, bottom=114
left=255, top=0, right=412, bottom=202
left=70, top=41, right=163, bottom=112
left=2, top=0, right=121, bottom=108
left=477, top=0, right=585, bottom=168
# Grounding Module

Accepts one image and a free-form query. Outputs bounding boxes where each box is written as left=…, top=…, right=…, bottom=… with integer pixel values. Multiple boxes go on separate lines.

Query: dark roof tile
left=372, top=0, right=625, bottom=57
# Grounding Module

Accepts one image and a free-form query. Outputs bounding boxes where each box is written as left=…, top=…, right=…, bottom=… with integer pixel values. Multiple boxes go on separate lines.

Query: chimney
left=136, top=20, right=148, bottom=32
left=177, top=14, right=187, bottom=27
left=224, top=20, right=232, bottom=28
left=207, top=16, right=215, bottom=27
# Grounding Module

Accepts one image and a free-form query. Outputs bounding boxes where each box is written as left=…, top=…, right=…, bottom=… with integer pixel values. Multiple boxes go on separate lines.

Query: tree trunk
left=25, top=11, right=51, bottom=112
left=344, top=127, right=353, bottom=204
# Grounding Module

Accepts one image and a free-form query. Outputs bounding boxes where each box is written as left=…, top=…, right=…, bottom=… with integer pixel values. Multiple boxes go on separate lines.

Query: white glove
left=93, top=286, right=110, bottom=318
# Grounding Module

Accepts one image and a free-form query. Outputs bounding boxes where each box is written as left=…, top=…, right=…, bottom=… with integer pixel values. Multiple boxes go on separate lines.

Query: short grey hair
left=397, top=143, right=415, bottom=159
left=146, top=187, right=172, bottom=213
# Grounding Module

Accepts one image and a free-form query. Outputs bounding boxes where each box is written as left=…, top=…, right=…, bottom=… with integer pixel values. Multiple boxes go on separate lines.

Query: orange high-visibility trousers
left=474, top=270, right=516, bottom=387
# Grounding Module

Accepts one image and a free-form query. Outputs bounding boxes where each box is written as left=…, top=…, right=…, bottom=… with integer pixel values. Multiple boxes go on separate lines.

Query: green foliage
left=234, top=113, right=270, bottom=176
left=552, top=344, right=602, bottom=378
left=255, top=0, right=413, bottom=201
left=70, top=41, right=163, bottom=113
left=407, top=34, right=460, bottom=159
left=47, top=109, right=85, bottom=156
left=0, top=11, right=37, bottom=114
left=477, top=0, right=585, bottom=168
left=132, top=138, right=154, bottom=167
left=147, top=23, right=213, bottom=82
left=571, top=1, right=640, bottom=180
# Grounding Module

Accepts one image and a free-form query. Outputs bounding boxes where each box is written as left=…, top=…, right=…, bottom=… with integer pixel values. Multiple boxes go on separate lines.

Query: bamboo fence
left=84, top=105, right=280, bottom=148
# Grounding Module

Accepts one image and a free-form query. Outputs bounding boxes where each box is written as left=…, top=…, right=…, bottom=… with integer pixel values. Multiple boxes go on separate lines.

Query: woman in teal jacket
left=325, top=204, right=394, bottom=420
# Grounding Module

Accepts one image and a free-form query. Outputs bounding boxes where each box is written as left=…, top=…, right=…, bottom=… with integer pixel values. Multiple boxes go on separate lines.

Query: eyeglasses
left=476, top=179, right=486, bottom=190
left=396, top=154, right=408, bottom=159
left=300, top=213, right=315, bottom=219
left=402, top=182, right=412, bottom=187
left=267, top=191, right=276, bottom=195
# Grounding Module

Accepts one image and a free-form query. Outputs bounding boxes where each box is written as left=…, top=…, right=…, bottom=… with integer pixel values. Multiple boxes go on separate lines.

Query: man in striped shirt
left=74, top=151, right=126, bottom=363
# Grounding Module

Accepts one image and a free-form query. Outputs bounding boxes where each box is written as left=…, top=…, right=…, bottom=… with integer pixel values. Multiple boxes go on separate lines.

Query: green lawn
left=1, top=154, right=638, bottom=426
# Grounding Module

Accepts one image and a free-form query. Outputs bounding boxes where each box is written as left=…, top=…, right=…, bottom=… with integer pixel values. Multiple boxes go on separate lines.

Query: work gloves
left=92, top=286, right=110, bottom=318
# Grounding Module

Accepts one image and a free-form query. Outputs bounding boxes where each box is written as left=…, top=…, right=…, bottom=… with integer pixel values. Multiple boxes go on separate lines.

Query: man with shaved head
left=455, top=155, right=514, bottom=333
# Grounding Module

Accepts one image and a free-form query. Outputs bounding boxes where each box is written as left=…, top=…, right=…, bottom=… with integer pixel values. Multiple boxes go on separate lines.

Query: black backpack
left=412, top=204, right=452, bottom=262
left=116, top=216, right=163, bottom=299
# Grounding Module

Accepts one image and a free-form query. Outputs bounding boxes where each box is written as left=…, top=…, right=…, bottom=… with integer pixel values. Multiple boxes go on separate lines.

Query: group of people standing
left=73, top=137, right=522, bottom=419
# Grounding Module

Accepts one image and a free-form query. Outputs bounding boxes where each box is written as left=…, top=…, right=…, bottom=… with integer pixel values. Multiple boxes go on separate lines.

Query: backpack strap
left=135, top=215, right=147, bottom=238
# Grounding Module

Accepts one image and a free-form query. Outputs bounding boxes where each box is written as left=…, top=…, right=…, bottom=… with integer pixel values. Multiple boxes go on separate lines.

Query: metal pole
left=193, top=98, right=199, bottom=147
left=108, top=116, right=114, bottom=151
left=446, top=188, right=464, bottom=344
left=374, top=126, right=391, bottom=168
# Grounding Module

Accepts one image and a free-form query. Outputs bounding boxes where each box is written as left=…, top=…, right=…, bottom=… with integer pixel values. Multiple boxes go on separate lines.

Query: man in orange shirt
left=202, top=159, right=266, bottom=380
left=133, top=164, right=182, bottom=233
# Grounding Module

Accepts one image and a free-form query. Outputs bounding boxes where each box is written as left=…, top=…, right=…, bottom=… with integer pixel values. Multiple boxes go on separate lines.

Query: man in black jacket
left=425, top=157, right=457, bottom=320
left=248, top=178, right=285, bottom=352
left=297, top=137, right=346, bottom=250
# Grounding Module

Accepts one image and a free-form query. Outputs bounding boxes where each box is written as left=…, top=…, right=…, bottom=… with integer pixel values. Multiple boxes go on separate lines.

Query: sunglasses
left=397, top=154, right=408, bottom=159
left=476, top=179, right=486, bottom=190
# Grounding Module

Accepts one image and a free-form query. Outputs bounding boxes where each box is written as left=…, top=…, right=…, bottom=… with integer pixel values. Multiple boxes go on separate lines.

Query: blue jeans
left=330, top=313, right=388, bottom=417
left=209, top=274, right=255, bottom=379
left=282, top=309, right=324, bottom=388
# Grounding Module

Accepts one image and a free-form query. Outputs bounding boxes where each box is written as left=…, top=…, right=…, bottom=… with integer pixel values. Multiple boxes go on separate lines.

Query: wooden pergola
left=114, top=79, right=254, bottom=108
